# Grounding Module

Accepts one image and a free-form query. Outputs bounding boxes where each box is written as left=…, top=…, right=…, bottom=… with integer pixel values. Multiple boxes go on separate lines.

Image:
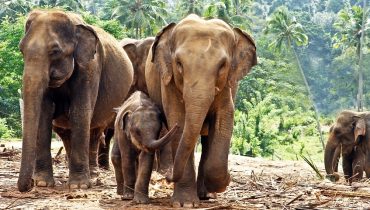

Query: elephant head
left=115, top=99, right=178, bottom=153
left=18, top=10, right=98, bottom=192
left=150, top=14, right=257, bottom=182
left=121, top=37, right=154, bottom=94
left=324, top=110, right=367, bottom=177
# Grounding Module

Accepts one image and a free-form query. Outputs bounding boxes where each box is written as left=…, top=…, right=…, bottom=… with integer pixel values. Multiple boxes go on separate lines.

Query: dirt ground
left=1, top=142, right=370, bottom=209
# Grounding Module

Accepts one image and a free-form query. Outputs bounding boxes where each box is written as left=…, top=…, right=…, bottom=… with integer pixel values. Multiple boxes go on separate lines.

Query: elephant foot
left=33, top=171, right=55, bottom=187
left=171, top=185, right=199, bottom=208
left=197, top=184, right=217, bottom=200
left=133, top=193, right=150, bottom=204
left=67, top=173, right=91, bottom=189
left=98, top=156, right=110, bottom=170
left=17, top=178, right=34, bottom=192
left=89, top=166, right=99, bottom=178
left=117, top=185, right=124, bottom=195
left=121, top=191, right=134, bottom=200
left=204, top=172, right=231, bottom=193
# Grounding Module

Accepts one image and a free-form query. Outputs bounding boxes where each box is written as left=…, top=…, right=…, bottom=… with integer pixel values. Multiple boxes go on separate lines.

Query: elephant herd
left=17, top=10, right=257, bottom=207
left=15, top=9, right=364, bottom=208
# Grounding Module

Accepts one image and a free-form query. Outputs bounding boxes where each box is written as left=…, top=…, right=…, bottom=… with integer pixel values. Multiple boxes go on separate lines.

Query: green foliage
left=0, top=118, right=14, bottom=139
left=81, top=12, right=126, bottom=39
left=0, top=15, right=25, bottom=137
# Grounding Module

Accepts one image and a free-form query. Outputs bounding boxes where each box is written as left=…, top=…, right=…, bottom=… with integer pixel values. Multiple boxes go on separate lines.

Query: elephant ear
left=229, top=28, right=257, bottom=86
left=354, top=117, right=366, bottom=144
left=123, top=43, right=137, bottom=64
left=151, top=22, right=176, bottom=86
left=74, top=24, right=99, bottom=68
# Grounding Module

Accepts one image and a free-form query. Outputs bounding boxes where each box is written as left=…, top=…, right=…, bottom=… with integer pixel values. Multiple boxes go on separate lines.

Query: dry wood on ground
left=1, top=141, right=370, bottom=209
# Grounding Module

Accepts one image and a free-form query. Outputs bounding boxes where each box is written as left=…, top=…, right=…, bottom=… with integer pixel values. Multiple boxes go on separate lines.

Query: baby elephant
left=111, top=91, right=178, bottom=203
left=324, top=110, right=370, bottom=182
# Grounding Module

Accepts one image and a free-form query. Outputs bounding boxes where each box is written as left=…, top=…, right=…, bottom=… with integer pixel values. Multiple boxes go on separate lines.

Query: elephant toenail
left=37, top=181, right=47, bottom=187
left=184, top=202, right=193, bottom=208
left=80, top=184, right=88, bottom=189
left=70, top=184, right=78, bottom=189
left=172, top=201, right=181, bottom=208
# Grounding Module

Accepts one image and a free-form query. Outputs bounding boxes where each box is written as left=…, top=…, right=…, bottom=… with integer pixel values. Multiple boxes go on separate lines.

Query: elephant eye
left=176, top=60, right=183, bottom=74
left=49, top=47, right=62, bottom=58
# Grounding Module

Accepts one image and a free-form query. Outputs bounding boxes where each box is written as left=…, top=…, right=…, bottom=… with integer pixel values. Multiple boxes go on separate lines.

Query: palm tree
left=203, top=0, right=252, bottom=31
left=265, top=6, right=325, bottom=149
left=110, top=0, right=168, bottom=38
left=177, top=0, right=203, bottom=16
left=333, top=2, right=369, bottom=111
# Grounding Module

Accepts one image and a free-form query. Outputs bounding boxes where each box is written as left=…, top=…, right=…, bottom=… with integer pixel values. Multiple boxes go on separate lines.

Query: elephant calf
left=111, top=91, right=178, bottom=203
left=324, top=110, right=370, bottom=182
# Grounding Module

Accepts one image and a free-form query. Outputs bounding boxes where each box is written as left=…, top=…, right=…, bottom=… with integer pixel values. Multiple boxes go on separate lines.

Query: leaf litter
left=1, top=142, right=370, bottom=209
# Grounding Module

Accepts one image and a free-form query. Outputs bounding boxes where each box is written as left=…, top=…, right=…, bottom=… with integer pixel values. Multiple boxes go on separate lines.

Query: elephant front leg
left=68, top=108, right=92, bottom=189
left=34, top=97, right=55, bottom=187
left=134, top=152, right=154, bottom=204
left=203, top=93, right=233, bottom=193
left=120, top=143, right=137, bottom=200
left=172, top=151, right=199, bottom=207
left=342, top=154, right=353, bottom=182
left=197, top=136, right=217, bottom=200
left=352, top=150, right=365, bottom=182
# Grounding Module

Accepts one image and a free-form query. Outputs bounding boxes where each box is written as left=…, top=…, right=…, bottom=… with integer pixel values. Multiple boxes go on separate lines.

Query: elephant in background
left=145, top=14, right=257, bottom=207
left=18, top=10, right=133, bottom=192
left=120, top=37, right=154, bottom=94
left=324, top=110, right=370, bottom=182
left=111, top=91, right=178, bottom=203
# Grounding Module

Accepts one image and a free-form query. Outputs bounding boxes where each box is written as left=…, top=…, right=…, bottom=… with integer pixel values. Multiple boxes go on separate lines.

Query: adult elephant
left=17, top=10, right=133, bottom=192
left=96, top=37, right=156, bottom=170
left=145, top=14, right=257, bottom=207
left=324, top=110, right=370, bottom=182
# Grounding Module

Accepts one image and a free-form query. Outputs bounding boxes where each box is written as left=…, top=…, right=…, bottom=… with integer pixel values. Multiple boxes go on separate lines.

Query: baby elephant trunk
left=145, top=124, right=179, bottom=152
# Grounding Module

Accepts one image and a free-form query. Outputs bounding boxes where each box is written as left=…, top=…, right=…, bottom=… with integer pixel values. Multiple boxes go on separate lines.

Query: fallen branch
left=286, top=193, right=303, bottom=205
left=321, top=190, right=370, bottom=198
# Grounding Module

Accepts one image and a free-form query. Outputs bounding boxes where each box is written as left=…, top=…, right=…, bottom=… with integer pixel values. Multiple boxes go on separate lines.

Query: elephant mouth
left=49, top=77, right=69, bottom=88
left=49, top=69, right=74, bottom=88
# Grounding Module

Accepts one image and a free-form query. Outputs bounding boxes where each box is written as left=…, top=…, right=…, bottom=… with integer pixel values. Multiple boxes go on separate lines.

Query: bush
left=0, top=118, right=14, bottom=139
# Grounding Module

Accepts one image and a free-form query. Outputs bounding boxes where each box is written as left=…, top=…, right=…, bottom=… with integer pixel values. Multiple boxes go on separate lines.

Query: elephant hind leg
left=111, top=139, right=123, bottom=195
left=98, top=128, right=114, bottom=170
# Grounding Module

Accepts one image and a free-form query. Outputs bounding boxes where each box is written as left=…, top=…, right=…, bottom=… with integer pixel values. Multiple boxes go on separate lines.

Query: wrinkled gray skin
left=111, top=91, right=178, bottom=203
left=145, top=14, right=257, bottom=207
left=121, top=37, right=173, bottom=174
left=95, top=37, right=158, bottom=171
left=17, top=10, right=133, bottom=192
left=324, top=110, right=370, bottom=182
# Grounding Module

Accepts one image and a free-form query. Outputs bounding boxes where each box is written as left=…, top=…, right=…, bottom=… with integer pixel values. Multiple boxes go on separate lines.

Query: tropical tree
left=332, top=2, right=369, bottom=111
left=176, top=0, right=204, bottom=17
left=265, top=6, right=325, bottom=149
left=203, top=0, right=252, bottom=31
left=109, top=0, right=168, bottom=38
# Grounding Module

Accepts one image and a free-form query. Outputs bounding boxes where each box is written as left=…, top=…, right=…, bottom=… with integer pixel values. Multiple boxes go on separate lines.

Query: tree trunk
left=357, top=0, right=367, bottom=112
left=291, top=45, right=325, bottom=150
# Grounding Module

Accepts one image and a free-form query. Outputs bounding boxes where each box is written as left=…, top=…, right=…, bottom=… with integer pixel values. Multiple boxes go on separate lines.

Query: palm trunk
left=291, top=44, right=325, bottom=150
left=357, top=0, right=367, bottom=111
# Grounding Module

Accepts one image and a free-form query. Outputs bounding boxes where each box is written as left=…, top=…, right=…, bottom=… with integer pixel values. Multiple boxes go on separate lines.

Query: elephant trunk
left=145, top=124, right=179, bottom=152
left=324, top=134, right=339, bottom=175
left=18, top=65, right=49, bottom=192
left=167, top=90, right=214, bottom=182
